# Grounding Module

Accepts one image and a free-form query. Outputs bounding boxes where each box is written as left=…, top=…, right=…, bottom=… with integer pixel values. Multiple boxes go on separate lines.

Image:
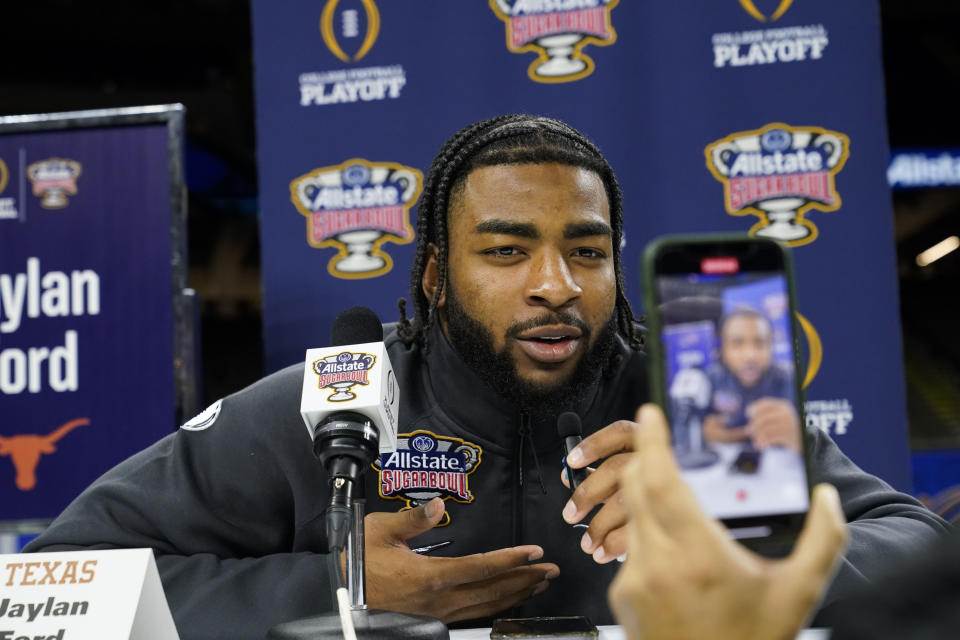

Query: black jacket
left=26, top=323, right=950, bottom=639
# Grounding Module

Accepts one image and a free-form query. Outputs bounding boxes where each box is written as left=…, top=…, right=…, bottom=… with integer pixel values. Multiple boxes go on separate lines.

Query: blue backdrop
left=251, top=0, right=910, bottom=488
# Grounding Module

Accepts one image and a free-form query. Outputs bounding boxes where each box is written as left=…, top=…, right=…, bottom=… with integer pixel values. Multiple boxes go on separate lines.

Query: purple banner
left=0, top=108, right=185, bottom=520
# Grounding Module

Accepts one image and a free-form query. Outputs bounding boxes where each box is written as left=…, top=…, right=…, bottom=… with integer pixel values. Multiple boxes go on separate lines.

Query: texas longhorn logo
left=320, top=0, right=380, bottom=63
left=27, top=158, right=82, bottom=209
left=705, top=123, right=849, bottom=246
left=313, top=351, right=376, bottom=402
left=490, top=0, right=619, bottom=83
left=291, top=159, right=422, bottom=279
left=0, top=418, right=88, bottom=491
left=374, top=431, right=483, bottom=526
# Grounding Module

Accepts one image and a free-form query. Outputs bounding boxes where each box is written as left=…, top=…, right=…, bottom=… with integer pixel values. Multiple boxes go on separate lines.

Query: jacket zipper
left=512, top=412, right=529, bottom=546
left=514, top=412, right=548, bottom=546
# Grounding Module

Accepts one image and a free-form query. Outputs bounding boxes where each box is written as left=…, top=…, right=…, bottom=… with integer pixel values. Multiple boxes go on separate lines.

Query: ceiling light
left=916, top=236, right=960, bottom=267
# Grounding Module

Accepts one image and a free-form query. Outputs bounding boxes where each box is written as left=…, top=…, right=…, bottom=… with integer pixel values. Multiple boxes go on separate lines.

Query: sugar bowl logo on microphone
left=490, top=0, right=619, bottom=83
left=705, top=123, right=849, bottom=246
left=313, top=351, right=377, bottom=402
left=290, top=159, right=422, bottom=279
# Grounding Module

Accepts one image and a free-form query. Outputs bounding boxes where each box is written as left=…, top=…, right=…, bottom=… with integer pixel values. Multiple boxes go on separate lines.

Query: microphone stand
left=347, top=497, right=366, bottom=610
left=268, top=482, right=448, bottom=640
left=673, top=398, right=719, bottom=470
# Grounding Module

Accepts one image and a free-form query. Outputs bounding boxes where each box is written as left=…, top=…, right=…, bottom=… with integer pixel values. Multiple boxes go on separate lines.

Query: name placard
left=0, top=549, right=179, bottom=640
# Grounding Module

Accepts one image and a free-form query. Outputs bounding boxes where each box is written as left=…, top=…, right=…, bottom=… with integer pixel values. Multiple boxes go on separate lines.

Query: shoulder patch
left=181, top=399, right=223, bottom=431
left=373, top=430, right=483, bottom=526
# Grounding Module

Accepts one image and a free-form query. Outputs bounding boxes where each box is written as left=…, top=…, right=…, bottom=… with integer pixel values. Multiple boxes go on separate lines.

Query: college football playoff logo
left=27, top=158, right=82, bottom=210
left=739, top=0, right=793, bottom=22
left=320, top=0, right=380, bottom=62
left=0, top=158, right=14, bottom=220
left=290, top=159, right=422, bottom=279
left=705, top=123, right=849, bottom=246
left=490, top=0, right=619, bottom=83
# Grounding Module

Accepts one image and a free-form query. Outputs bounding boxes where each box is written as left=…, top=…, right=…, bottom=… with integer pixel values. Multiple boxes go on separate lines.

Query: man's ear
left=421, top=244, right=446, bottom=307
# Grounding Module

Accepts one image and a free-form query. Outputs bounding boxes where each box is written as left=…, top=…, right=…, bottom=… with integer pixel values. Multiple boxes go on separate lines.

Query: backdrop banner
left=251, top=1, right=909, bottom=488
left=0, top=106, right=190, bottom=521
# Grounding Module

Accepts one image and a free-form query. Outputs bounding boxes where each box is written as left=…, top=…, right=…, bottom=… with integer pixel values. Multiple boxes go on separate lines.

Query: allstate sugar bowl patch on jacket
left=373, top=430, right=482, bottom=526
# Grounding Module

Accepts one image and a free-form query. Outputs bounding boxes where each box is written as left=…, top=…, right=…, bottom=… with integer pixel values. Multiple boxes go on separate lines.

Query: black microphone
left=300, top=306, right=399, bottom=551
left=558, top=412, right=588, bottom=491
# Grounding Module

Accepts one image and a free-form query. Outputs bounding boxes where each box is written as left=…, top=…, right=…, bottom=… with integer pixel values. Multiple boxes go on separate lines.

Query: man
left=27, top=115, right=948, bottom=639
left=703, top=307, right=801, bottom=452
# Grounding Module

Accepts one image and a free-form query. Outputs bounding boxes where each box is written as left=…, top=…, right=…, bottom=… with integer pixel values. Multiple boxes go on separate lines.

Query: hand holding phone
left=608, top=404, right=847, bottom=640
left=642, top=234, right=811, bottom=543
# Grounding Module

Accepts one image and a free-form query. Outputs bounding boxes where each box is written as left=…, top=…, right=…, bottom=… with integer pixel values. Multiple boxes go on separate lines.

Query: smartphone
left=642, top=233, right=810, bottom=543
left=490, top=616, right=598, bottom=639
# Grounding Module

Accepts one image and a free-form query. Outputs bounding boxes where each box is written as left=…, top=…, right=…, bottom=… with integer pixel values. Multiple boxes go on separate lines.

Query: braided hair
left=397, top=114, right=642, bottom=351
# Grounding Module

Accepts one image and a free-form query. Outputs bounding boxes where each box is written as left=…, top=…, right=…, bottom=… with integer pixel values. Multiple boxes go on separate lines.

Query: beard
left=442, top=285, right=619, bottom=417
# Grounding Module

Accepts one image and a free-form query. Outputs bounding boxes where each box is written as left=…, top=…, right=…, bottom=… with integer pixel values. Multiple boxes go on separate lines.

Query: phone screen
left=649, top=238, right=809, bottom=537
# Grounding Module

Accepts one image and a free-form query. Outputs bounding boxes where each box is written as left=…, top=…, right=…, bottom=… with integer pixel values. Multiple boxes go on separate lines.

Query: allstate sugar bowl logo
left=375, top=431, right=483, bottom=526
left=290, top=159, right=422, bottom=279
left=490, top=0, right=619, bottom=83
left=27, top=158, right=82, bottom=209
left=705, top=123, right=849, bottom=246
left=313, top=350, right=376, bottom=402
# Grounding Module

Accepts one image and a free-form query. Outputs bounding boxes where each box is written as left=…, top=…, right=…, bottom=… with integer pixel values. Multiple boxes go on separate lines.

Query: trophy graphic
left=706, top=124, right=849, bottom=246
left=291, top=159, right=422, bottom=279
left=336, top=228, right=390, bottom=274
left=27, top=158, right=82, bottom=209
left=491, top=0, right=618, bottom=83
left=529, top=32, right=589, bottom=78
left=333, top=166, right=417, bottom=274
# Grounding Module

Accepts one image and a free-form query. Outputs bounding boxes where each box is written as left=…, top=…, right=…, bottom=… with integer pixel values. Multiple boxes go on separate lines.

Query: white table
left=451, top=626, right=830, bottom=639
left=681, top=442, right=808, bottom=522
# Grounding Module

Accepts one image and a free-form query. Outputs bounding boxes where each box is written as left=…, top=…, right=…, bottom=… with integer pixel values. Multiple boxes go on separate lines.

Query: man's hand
left=703, top=412, right=749, bottom=444
left=745, top=397, right=802, bottom=452
left=362, top=498, right=559, bottom=622
left=560, top=413, right=639, bottom=564
left=608, top=404, right=848, bottom=640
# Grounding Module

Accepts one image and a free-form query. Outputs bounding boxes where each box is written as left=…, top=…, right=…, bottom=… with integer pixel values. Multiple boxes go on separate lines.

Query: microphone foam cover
left=331, top=306, right=383, bottom=346
left=557, top=412, right=582, bottom=439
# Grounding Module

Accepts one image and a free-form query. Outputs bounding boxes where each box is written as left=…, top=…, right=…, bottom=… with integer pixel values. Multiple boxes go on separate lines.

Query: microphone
left=669, top=367, right=711, bottom=409
left=282, top=309, right=445, bottom=640
left=558, top=412, right=588, bottom=491
left=300, top=306, right=399, bottom=551
left=668, top=366, right=719, bottom=469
